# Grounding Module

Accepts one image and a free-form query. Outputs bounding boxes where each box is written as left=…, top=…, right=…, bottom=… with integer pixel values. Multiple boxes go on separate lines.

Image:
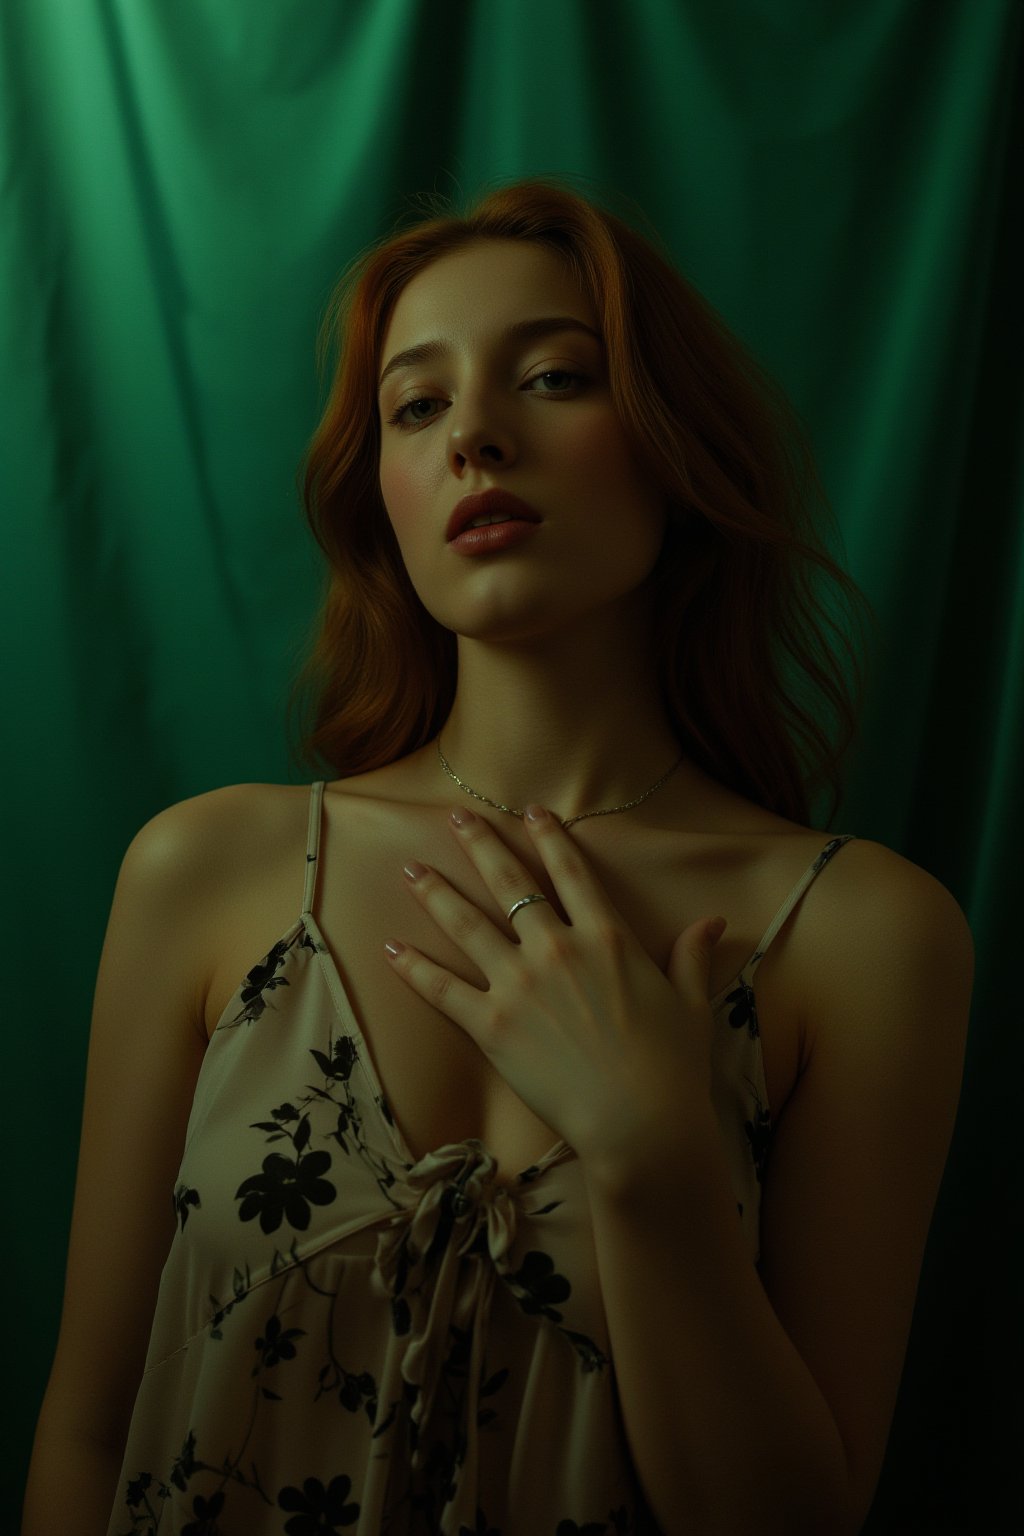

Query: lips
left=445, top=489, right=542, bottom=542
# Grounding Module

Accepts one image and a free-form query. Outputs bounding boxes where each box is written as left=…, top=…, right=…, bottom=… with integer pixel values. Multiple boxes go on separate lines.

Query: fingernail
left=525, top=804, right=548, bottom=822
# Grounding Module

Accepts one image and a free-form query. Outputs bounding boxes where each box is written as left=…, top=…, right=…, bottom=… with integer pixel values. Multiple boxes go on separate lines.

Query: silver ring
left=506, top=893, right=550, bottom=923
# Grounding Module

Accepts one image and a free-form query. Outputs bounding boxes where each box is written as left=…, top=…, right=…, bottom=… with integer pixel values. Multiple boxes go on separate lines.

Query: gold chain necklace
left=435, top=735, right=686, bottom=830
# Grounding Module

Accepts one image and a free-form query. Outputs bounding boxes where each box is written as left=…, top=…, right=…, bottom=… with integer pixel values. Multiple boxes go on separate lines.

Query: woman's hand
left=384, top=802, right=728, bottom=1176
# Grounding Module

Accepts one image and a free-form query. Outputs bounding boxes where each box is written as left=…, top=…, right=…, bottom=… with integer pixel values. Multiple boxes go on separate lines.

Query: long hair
left=286, top=174, right=879, bottom=830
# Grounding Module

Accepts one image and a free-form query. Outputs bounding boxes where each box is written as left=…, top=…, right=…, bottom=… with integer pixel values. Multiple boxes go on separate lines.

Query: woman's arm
left=21, top=791, right=233, bottom=1536
left=580, top=840, right=973, bottom=1535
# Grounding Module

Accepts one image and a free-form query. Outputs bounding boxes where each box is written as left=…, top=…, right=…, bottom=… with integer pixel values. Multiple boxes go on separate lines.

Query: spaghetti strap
left=301, top=780, right=326, bottom=918
left=744, top=833, right=858, bottom=984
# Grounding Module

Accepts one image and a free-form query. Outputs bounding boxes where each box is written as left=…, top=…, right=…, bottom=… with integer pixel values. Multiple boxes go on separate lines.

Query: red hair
left=287, top=174, right=878, bottom=830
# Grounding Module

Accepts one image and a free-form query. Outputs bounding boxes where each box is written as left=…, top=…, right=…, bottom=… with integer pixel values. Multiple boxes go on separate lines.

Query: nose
left=451, top=431, right=507, bottom=468
left=448, top=395, right=515, bottom=470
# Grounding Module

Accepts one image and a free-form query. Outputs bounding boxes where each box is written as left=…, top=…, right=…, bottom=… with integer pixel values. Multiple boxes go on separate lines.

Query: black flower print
left=236, top=1149, right=336, bottom=1234
left=174, top=1183, right=201, bottom=1230
left=503, top=1251, right=610, bottom=1372
left=724, top=978, right=760, bottom=1038
left=327, top=1099, right=360, bottom=1155
left=170, top=1429, right=200, bottom=1492
left=310, top=1034, right=359, bottom=1083
left=568, top=1331, right=611, bottom=1373
left=253, top=1312, right=306, bottom=1371
left=507, top=1249, right=572, bottom=1320
left=277, top=1473, right=360, bottom=1533
left=180, top=1488, right=225, bottom=1535
left=223, top=936, right=297, bottom=1027
left=124, top=1470, right=154, bottom=1508
left=250, top=1104, right=312, bottom=1147
left=746, top=1102, right=773, bottom=1181
left=314, top=1355, right=380, bottom=1422
left=208, top=1262, right=253, bottom=1340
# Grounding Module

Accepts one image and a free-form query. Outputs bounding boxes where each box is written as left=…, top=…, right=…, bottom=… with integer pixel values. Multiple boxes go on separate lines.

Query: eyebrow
left=377, top=316, right=603, bottom=391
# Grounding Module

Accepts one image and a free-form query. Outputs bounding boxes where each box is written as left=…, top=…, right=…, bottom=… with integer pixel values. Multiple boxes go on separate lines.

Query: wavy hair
left=287, top=174, right=879, bottom=830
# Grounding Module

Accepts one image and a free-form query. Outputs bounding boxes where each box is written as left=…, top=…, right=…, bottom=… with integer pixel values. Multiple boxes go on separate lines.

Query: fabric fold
left=371, top=1141, right=519, bottom=1469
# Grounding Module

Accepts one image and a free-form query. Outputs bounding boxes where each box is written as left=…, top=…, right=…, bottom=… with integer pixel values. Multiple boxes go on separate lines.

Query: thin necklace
left=435, top=735, right=686, bottom=830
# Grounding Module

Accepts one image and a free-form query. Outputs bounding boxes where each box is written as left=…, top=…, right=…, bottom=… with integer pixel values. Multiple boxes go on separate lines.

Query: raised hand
left=384, top=802, right=728, bottom=1175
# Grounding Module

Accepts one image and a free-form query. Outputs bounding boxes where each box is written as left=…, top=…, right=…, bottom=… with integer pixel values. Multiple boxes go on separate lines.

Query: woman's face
left=377, top=238, right=669, bottom=645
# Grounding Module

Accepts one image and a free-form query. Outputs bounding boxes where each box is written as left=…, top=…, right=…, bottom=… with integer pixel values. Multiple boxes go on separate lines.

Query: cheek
left=571, top=420, right=666, bottom=539
left=569, top=414, right=640, bottom=488
left=379, top=457, right=426, bottom=541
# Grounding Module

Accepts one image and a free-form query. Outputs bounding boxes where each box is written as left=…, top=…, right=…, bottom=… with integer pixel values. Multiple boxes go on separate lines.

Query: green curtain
left=3, top=1, right=1019, bottom=1529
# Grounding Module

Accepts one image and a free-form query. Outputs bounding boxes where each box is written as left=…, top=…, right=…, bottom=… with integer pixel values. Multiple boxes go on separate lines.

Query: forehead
left=380, top=240, right=597, bottom=354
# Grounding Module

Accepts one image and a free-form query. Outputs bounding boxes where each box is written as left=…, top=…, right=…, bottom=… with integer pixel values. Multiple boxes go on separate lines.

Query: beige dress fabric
left=107, top=779, right=856, bottom=1536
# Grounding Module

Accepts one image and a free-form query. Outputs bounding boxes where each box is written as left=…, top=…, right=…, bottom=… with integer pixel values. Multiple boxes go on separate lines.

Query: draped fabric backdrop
left=2, top=1, right=1020, bottom=1530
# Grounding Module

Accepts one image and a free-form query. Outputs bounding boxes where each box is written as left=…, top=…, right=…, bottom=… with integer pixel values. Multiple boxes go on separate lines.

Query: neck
left=435, top=620, right=686, bottom=827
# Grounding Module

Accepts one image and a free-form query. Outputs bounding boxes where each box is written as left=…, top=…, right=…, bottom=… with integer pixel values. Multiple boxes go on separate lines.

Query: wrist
left=577, top=1090, right=722, bottom=1199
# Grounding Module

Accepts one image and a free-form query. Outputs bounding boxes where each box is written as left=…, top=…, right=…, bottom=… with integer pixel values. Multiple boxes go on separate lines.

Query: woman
left=23, top=177, right=974, bottom=1536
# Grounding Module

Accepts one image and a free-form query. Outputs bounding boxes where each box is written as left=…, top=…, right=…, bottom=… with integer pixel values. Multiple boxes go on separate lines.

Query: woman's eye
left=386, top=370, right=587, bottom=430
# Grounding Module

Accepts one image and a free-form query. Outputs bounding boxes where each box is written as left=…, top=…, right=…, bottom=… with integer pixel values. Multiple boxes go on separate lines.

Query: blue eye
left=385, top=370, right=588, bottom=430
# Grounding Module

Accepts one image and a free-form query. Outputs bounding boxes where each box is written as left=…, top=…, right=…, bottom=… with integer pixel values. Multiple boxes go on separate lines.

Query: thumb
left=666, top=915, right=728, bottom=998
left=705, top=915, right=728, bottom=948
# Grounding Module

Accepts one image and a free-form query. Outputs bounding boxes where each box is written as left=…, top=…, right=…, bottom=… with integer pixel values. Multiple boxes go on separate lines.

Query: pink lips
left=445, top=488, right=542, bottom=542
left=449, top=519, right=541, bottom=556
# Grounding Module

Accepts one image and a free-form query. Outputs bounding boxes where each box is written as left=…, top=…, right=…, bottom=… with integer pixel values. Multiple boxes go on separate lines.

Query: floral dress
left=107, top=780, right=856, bottom=1536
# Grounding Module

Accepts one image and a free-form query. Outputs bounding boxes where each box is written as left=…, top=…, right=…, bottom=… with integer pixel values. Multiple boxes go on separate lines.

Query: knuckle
left=493, top=863, right=527, bottom=901
left=595, top=919, right=624, bottom=951
left=484, top=1002, right=510, bottom=1033
left=449, top=906, right=480, bottom=945
left=539, top=930, right=574, bottom=965
left=514, top=963, right=540, bottom=992
left=553, top=851, right=584, bottom=885
left=427, top=969, right=453, bottom=1008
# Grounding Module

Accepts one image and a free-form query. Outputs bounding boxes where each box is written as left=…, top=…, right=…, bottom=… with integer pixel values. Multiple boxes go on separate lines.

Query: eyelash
left=385, top=370, right=588, bottom=430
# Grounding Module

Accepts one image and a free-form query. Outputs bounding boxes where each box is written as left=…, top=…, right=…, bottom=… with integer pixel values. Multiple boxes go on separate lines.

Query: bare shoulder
left=790, top=833, right=975, bottom=1063
left=127, top=781, right=249, bottom=873
left=125, top=782, right=303, bottom=999
left=816, top=832, right=970, bottom=903
left=130, top=780, right=301, bottom=879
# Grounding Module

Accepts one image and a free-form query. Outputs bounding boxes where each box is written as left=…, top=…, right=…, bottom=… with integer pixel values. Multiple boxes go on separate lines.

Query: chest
left=202, top=792, right=815, bottom=1188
